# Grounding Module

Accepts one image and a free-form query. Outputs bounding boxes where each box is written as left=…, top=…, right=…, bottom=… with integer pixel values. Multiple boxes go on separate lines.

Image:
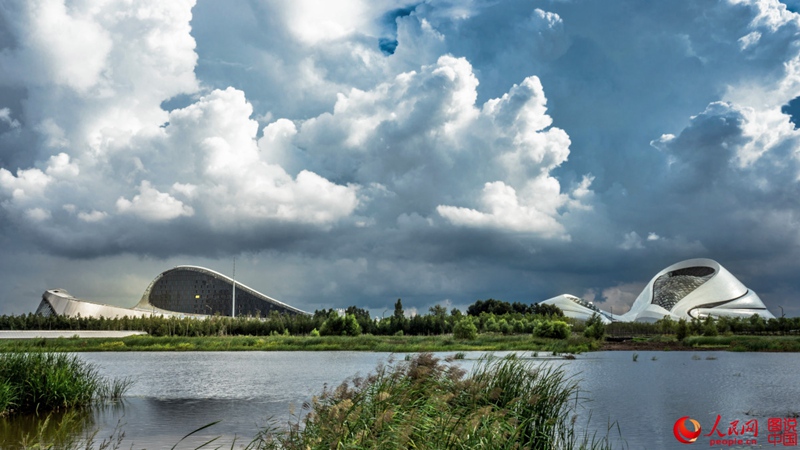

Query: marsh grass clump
left=0, top=353, right=131, bottom=415
left=254, top=353, right=618, bottom=450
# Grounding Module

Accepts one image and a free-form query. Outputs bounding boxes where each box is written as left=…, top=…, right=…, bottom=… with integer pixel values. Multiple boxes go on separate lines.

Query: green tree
left=658, top=316, right=675, bottom=334
left=583, top=314, right=606, bottom=340
left=453, top=318, right=478, bottom=340
left=530, top=303, right=565, bottom=317
left=343, top=314, right=362, bottom=337
left=533, top=320, right=570, bottom=339
left=391, top=299, right=408, bottom=335
left=702, top=316, right=718, bottom=337
left=320, top=312, right=361, bottom=336
left=676, top=318, right=689, bottom=341
left=393, top=299, right=404, bottom=320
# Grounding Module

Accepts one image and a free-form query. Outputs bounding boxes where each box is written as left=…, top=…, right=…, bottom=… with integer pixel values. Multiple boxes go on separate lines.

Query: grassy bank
left=0, top=352, right=130, bottom=416
left=683, top=335, right=800, bottom=351
left=0, top=333, right=600, bottom=354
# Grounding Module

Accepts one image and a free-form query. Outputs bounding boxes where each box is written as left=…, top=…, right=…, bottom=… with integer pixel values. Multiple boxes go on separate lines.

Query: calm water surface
left=1, top=351, right=798, bottom=449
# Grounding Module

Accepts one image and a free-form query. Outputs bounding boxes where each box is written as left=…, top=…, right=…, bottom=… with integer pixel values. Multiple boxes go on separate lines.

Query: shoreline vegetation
left=250, top=353, right=622, bottom=450
left=8, top=353, right=624, bottom=450
left=2, top=297, right=797, bottom=353
left=0, top=334, right=602, bottom=353
left=0, top=332, right=799, bottom=353
left=0, top=352, right=130, bottom=417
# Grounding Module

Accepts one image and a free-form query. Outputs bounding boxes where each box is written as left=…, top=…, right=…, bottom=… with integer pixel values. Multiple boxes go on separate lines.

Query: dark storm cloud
left=1, top=0, right=800, bottom=318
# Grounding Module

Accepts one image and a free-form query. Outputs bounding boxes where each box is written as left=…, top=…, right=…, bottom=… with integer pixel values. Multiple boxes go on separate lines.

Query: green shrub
left=533, top=320, right=571, bottom=339
left=453, top=318, right=478, bottom=340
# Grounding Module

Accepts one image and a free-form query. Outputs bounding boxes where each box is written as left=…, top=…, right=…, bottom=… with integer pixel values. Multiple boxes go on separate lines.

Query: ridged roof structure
left=541, top=258, right=774, bottom=323
left=36, top=265, right=308, bottom=319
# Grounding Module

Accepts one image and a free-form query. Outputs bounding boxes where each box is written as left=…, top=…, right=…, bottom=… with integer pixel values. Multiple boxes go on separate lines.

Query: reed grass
left=0, top=353, right=132, bottom=416
left=250, top=353, right=621, bottom=450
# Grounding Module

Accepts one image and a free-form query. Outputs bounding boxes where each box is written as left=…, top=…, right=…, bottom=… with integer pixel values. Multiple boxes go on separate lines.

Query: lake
left=1, top=350, right=798, bottom=449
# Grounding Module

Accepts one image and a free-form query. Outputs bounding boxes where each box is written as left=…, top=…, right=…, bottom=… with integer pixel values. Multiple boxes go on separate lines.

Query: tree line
left=603, top=314, right=800, bottom=338
left=5, top=297, right=787, bottom=339
left=0, top=298, right=570, bottom=338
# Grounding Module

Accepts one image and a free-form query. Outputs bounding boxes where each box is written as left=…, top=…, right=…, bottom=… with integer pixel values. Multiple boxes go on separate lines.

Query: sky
left=1, top=0, right=800, bottom=317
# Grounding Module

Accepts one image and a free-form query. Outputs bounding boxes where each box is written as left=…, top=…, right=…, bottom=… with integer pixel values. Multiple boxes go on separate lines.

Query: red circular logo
left=674, top=416, right=702, bottom=444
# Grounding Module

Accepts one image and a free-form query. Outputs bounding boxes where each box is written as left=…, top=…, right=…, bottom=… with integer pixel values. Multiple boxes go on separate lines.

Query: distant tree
left=429, top=305, right=447, bottom=317
left=676, top=318, right=689, bottom=341
left=393, top=299, right=404, bottom=320
left=702, top=316, right=718, bottom=337
left=428, top=305, right=449, bottom=335
left=320, top=312, right=362, bottom=336
left=346, top=306, right=374, bottom=334
left=390, top=299, right=409, bottom=335
left=533, top=320, right=570, bottom=339
left=467, top=299, right=513, bottom=316
left=511, top=301, right=529, bottom=315
left=530, top=303, right=564, bottom=317
left=583, top=314, right=606, bottom=340
left=453, top=318, right=478, bottom=340
left=749, top=314, right=766, bottom=334
left=657, top=316, right=675, bottom=334
left=343, top=314, right=362, bottom=337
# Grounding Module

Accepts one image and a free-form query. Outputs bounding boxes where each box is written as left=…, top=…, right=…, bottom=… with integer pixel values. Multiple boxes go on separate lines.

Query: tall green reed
left=0, top=352, right=131, bottom=415
left=251, top=353, right=622, bottom=450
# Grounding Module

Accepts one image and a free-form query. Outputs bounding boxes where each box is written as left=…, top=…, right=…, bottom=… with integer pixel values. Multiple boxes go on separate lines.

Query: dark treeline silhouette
left=466, top=298, right=564, bottom=317
left=1, top=298, right=569, bottom=337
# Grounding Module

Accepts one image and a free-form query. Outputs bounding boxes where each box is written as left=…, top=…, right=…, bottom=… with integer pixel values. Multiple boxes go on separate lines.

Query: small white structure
left=540, top=294, right=615, bottom=324
left=36, top=289, right=171, bottom=319
left=541, top=258, right=774, bottom=323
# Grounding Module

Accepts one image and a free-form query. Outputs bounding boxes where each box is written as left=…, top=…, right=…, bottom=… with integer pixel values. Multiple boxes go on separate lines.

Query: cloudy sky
left=1, top=0, right=800, bottom=317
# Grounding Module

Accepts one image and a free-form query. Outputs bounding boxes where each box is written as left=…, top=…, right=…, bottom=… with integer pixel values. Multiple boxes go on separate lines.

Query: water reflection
left=0, top=401, right=127, bottom=450
left=1, top=351, right=798, bottom=449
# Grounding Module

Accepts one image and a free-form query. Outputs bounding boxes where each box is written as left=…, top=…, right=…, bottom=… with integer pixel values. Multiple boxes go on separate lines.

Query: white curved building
left=540, top=294, right=615, bottom=324
left=36, top=289, right=167, bottom=319
left=35, top=265, right=309, bottom=319
left=541, top=258, right=774, bottom=323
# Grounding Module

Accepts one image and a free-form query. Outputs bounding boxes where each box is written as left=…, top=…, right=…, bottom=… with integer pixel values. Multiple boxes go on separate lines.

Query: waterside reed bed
left=253, top=353, right=619, bottom=450
left=0, top=352, right=130, bottom=416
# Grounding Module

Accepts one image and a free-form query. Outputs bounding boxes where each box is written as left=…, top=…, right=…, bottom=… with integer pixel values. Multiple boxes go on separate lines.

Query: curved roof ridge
left=171, top=265, right=308, bottom=315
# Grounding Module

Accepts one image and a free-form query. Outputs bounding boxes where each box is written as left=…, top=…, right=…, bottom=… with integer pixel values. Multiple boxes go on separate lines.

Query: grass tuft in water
left=0, top=353, right=131, bottom=415
left=251, top=353, right=621, bottom=450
